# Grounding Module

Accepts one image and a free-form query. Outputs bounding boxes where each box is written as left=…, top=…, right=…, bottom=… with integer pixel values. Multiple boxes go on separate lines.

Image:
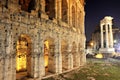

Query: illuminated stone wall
left=0, top=0, right=86, bottom=80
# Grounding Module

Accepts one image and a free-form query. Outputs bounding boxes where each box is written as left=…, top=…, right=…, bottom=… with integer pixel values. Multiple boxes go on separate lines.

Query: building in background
left=0, top=0, right=86, bottom=80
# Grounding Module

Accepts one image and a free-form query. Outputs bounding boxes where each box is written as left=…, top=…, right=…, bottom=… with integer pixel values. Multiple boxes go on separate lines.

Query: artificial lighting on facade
left=95, top=53, right=103, bottom=58
left=114, top=40, right=117, bottom=43
left=44, top=40, right=49, bottom=68
left=90, top=41, right=94, bottom=46
left=16, top=40, right=27, bottom=72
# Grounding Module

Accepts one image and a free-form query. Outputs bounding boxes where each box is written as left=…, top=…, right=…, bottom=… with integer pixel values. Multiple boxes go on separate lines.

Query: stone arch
left=72, top=6, right=75, bottom=27
left=62, top=0, right=68, bottom=23
left=44, top=37, right=56, bottom=75
left=16, top=34, right=32, bottom=79
left=19, top=0, right=35, bottom=12
left=45, top=0, right=55, bottom=20
left=72, top=42, right=77, bottom=67
left=61, top=39, right=68, bottom=72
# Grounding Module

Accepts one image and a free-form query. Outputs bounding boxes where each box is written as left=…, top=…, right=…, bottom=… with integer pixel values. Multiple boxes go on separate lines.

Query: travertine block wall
left=0, top=0, right=86, bottom=80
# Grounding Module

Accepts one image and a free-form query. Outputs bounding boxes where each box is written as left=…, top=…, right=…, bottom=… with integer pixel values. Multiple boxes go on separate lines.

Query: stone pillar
left=35, top=0, right=40, bottom=11
left=55, top=0, right=61, bottom=20
left=74, top=5, right=77, bottom=28
left=11, top=53, right=16, bottom=80
left=55, top=39, right=62, bottom=73
left=31, top=53, right=39, bottom=78
left=105, top=24, right=109, bottom=48
left=40, top=0, right=49, bottom=19
left=76, top=7, right=78, bottom=29
left=41, top=0, right=45, bottom=13
left=0, top=54, right=3, bottom=80
left=39, top=41, right=45, bottom=77
left=4, top=28, right=13, bottom=80
left=27, top=29, right=39, bottom=78
left=67, top=44, right=73, bottom=69
left=109, top=24, right=113, bottom=48
left=81, top=11, right=85, bottom=34
left=100, top=24, right=104, bottom=48
left=69, top=1, right=72, bottom=26
left=76, top=45, right=80, bottom=67
left=82, top=50, right=86, bottom=65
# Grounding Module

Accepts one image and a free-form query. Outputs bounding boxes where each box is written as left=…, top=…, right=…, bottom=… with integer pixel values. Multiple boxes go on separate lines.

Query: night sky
left=85, top=0, right=120, bottom=41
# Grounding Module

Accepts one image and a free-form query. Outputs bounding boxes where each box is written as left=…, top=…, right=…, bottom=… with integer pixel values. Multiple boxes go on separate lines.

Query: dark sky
left=85, top=0, right=120, bottom=41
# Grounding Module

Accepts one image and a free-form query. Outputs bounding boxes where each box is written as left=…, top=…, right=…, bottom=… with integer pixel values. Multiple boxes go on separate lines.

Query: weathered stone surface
left=0, top=0, right=86, bottom=80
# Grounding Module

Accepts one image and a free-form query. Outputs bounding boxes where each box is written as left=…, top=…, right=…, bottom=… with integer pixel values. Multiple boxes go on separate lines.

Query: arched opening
left=62, top=0, right=68, bottom=23
left=72, top=6, right=75, bottom=27
left=16, top=34, right=32, bottom=79
left=45, top=0, right=55, bottom=20
left=72, top=42, right=77, bottom=67
left=61, top=40, right=68, bottom=72
left=19, top=0, right=35, bottom=12
left=44, top=38, right=55, bottom=75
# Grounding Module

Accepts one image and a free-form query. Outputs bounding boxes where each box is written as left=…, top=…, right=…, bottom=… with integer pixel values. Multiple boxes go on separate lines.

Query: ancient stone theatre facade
left=0, top=0, right=86, bottom=80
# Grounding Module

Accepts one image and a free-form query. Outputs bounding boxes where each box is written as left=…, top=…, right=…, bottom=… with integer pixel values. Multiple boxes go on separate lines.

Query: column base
left=99, top=48, right=115, bottom=58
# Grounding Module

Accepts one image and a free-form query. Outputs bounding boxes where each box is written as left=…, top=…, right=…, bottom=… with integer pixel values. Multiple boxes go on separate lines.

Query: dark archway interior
left=19, top=0, right=35, bottom=12
left=45, top=0, right=55, bottom=20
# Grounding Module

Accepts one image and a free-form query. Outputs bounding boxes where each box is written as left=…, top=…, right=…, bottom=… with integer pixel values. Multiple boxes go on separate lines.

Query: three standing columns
left=100, top=16, right=114, bottom=49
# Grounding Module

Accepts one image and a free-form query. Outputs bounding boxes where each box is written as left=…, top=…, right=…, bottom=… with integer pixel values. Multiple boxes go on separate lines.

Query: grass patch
left=71, top=61, right=120, bottom=80
left=42, top=59, right=120, bottom=80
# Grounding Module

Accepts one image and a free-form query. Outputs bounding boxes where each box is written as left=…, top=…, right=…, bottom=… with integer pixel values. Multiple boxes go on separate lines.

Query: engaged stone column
left=55, top=39, right=62, bottom=73
left=4, top=28, right=13, bottom=80
left=67, top=44, right=73, bottom=69
left=76, top=45, right=80, bottom=67
left=39, top=41, right=45, bottom=77
left=105, top=24, right=109, bottom=48
left=0, top=55, right=3, bottom=80
left=41, top=0, right=45, bottom=13
left=55, top=0, right=62, bottom=20
left=100, top=24, right=104, bottom=48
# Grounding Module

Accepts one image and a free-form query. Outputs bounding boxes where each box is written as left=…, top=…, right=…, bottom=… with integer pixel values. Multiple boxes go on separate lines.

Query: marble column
left=109, top=24, right=113, bottom=48
left=105, top=24, right=109, bottom=48
left=100, top=24, right=104, bottom=48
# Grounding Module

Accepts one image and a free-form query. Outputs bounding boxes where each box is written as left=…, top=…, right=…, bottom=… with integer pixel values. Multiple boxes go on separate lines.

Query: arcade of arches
left=0, top=0, right=86, bottom=80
